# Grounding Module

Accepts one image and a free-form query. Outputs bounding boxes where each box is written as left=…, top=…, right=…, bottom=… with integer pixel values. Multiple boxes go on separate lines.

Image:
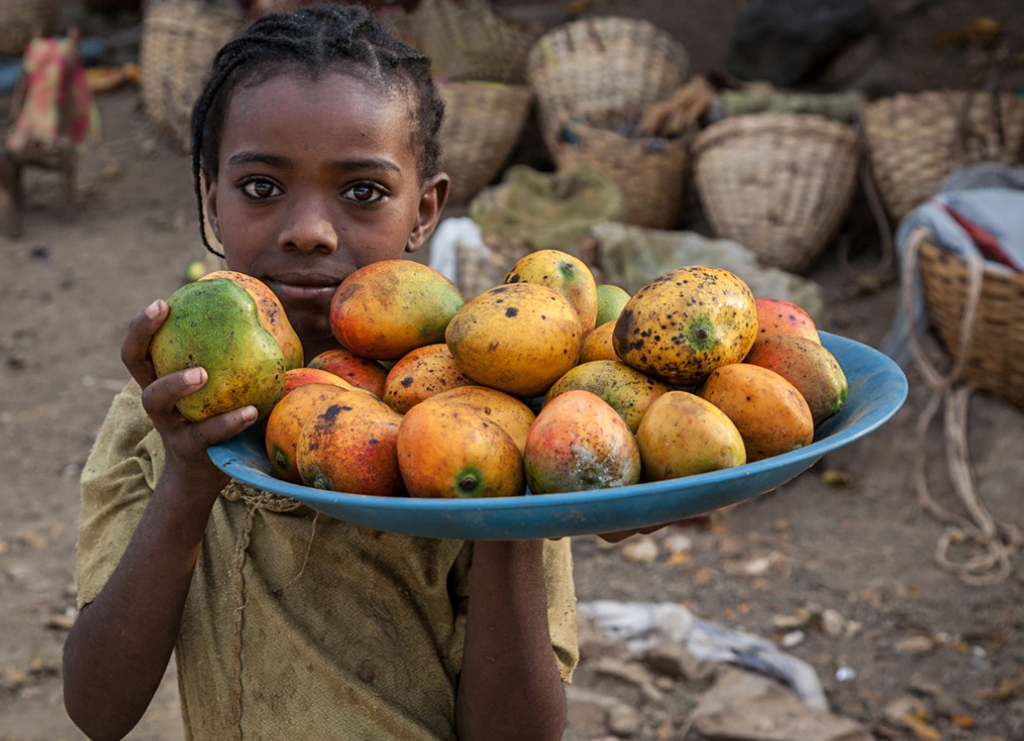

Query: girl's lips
left=264, top=277, right=339, bottom=304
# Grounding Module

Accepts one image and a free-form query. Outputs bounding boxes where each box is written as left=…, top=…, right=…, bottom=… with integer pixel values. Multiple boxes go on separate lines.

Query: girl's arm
left=63, top=300, right=257, bottom=741
left=454, top=540, right=566, bottom=741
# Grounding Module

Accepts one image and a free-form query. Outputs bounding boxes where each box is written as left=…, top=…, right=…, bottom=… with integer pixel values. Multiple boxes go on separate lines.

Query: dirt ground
left=1, top=1, right=1023, bottom=740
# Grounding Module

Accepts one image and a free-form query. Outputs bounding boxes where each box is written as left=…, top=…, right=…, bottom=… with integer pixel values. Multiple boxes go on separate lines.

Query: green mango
left=151, top=278, right=287, bottom=422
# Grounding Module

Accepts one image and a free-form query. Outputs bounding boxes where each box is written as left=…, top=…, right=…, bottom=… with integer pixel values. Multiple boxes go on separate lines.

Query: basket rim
left=526, top=15, right=688, bottom=73
left=691, top=111, right=858, bottom=155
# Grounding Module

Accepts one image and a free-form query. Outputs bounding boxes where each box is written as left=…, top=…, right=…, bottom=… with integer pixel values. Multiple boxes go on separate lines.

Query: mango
left=445, top=282, right=582, bottom=399
left=265, top=383, right=351, bottom=483
left=743, top=334, right=847, bottom=427
left=754, top=297, right=820, bottom=344
left=578, top=320, right=619, bottom=363
left=543, top=360, right=670, bottom=433
left=635, top=390, right=746, bottom=481
left=382, top=343, right=476, bottom=414
left=329, top=259, right=465, bottom=360
left=698, top=363, right=814, bottom=462
left=595, top=283, right=631, bottom=328
left=503, top=249, right=598, bottom=337
left=307, top=347, right=389, bottom=398
left=201, top=270, right=303, bottom=370
left=417, top=385, right=536, bottom=456
left=282, top=366, right=360, bottom=397
left=296, top=392, right=405, bottom=496
left=614, top=266, right=758, bottom=387
left=397, top=399, right=525, bottom=498
left=524, top=390, right=641, bottom=494
left=151, top=278, right=286, bottom=422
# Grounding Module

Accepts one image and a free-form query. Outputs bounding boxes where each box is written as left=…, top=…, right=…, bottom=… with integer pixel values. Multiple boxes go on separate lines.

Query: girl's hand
left=120, top=299, right=258, bottom=496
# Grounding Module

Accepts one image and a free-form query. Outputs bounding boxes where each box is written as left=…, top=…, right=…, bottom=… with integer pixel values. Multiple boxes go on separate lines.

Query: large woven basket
left=438, top=80, right=533, bottom=206
left=140, top=2, right=245, bottom=151
left=526, top=17, right=689, bottom=155
left=862, top=91, right=1024, bottom=222
left=692, top=112, right=861, bottom=274
left=0, top=0, right=57, bottom=56
left=918, top=239, right=1024, bottom=408
left=413, top=0, right=536, bottom=84
left=554, top=108, right=690, bottom=230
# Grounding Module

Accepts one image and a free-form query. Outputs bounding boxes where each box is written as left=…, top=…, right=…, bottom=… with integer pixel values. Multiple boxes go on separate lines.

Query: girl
left=62, top=7, right=578, bottom=740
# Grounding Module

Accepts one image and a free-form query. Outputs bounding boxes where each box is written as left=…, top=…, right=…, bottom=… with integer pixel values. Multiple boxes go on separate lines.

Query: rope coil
left=901, top=225, right=1021, bottom=585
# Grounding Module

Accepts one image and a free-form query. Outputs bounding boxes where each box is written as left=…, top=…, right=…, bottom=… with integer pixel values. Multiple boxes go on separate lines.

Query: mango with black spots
left=503, top=249, right=598, bottom=337
left=397, top=398, right=525, bottom=498
left=330, top=259, right=465, bottom=361
left=150, top=277, right=287, bottom=422
left=542, top=360, right=670, bottom=433
left=445, top=282, right=582, bottom=398
left=754, top=297, right=820, bottom=344
left=578, top=320, right=619, bottom=363
left=382, top=343, right=476, bottom=414
left=613, top=266, right=758, bottom=387
left=296, top=392, right=405, bottom=496
left=265, top=382, right=352, bottom=483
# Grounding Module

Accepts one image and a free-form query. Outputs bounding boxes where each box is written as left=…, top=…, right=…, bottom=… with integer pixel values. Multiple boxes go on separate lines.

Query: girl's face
left=204, top=70, right=448, bottom=358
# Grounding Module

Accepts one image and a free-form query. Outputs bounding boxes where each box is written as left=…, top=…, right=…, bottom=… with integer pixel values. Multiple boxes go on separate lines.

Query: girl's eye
left=241, top=179, right=282, bottom=199
left=342, top=183, right=385, bottom=204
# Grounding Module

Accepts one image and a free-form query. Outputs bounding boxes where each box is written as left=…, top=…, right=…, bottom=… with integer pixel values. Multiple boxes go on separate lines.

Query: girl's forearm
left=63, top=475, right=218, bottom=741
left=455, top=540, right=566, bottom=741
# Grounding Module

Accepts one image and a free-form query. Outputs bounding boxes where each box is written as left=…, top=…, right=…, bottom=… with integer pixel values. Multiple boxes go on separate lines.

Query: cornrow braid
left=190, top=4, right=445, bottom=257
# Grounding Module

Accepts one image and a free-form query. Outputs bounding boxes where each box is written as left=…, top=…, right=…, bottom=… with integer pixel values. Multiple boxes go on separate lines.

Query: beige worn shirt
left=76, top=382, right=578, bottom=741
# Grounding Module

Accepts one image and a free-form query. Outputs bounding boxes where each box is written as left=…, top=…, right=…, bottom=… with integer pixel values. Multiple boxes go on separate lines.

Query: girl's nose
left=280, top=200, right=339, bottom=255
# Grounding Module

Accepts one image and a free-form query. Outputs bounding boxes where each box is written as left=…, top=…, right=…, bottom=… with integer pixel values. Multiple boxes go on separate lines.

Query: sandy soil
left=1, top=2, right=1023, bottom=740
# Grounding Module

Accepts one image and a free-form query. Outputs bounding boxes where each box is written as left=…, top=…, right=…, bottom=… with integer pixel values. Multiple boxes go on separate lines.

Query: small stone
left=773, top=613, right=808, bottom=630
left=622, top=536, right=659, bottom=563
left=821, top=608, right=845, bottom=637
left=644, top=642, right=710, bottom=681
left=894, top=635, right=934, bottom=654
left=607, top=703, right=640, bottom=737
left=662, top=531, right=692, bottom=554
left=781, top=630, right=805, bottom=648
left=884, top=696, right=928, bottom=725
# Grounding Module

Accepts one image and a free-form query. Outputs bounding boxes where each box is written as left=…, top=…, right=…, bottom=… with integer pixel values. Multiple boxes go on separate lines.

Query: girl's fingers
left=185, top=405, right=259, bottom=451
left=140, top=367, right=208, bottom=425
left=121, top=299, right=167, bottom=388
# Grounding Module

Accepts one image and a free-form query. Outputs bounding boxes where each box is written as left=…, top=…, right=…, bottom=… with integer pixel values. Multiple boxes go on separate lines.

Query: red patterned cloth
left=5, top=36, right=101, bottom=153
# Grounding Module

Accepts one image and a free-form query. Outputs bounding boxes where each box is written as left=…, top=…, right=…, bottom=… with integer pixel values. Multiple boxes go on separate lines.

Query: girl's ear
left=201, top=170, right=223, bottom=245
left=406, top=172, right=450, bottom=254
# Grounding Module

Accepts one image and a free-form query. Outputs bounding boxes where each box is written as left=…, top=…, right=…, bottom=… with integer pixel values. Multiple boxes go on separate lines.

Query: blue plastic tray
left=208, top=333, right=907, bottom=540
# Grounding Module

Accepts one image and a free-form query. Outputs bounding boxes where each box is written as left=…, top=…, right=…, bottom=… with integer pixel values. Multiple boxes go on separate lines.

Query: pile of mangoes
left=150, top=251, right=848, bottom=498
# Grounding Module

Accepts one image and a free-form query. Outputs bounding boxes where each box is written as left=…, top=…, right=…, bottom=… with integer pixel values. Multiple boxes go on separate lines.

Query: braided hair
left=190, top=4, right=445, bottom=257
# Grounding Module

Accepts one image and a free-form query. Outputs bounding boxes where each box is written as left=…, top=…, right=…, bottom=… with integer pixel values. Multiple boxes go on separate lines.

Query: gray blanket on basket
left=881, top=164, right=1024, bottom=368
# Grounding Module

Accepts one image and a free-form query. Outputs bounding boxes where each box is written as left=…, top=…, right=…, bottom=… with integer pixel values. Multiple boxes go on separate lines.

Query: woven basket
left=0, top=0, right=57, bottom=56
left=862, top=91, right=1024, bottom=222
left=140, top=2, right=244, bottom=151
left=438, top=80, right=533, bottom=206
left=918, top=239, right=1024, bottom=409
left=413, top=0, right=536, bottom=84
left=554, top=109, right=690, bottom=230
left=691, top=112, right=861, bottom=274
left=526, top=17, right=689, bottom=155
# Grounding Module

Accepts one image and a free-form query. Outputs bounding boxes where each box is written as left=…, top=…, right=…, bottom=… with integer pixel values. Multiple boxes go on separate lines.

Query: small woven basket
left=438, top=80, right=533, bottom=206
left=526, top=16, right=689, bottom=155
left=0, top=0, right=57, bottom=57
left=862, top=91, right=1024, bottom=222
left=918, top=239, right=1024, bottom=409
left=554, top=109, right=690, bottom=230
left=692, top=112, right=861, bottom=274
left=140, top=1, right=245, bottom=151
